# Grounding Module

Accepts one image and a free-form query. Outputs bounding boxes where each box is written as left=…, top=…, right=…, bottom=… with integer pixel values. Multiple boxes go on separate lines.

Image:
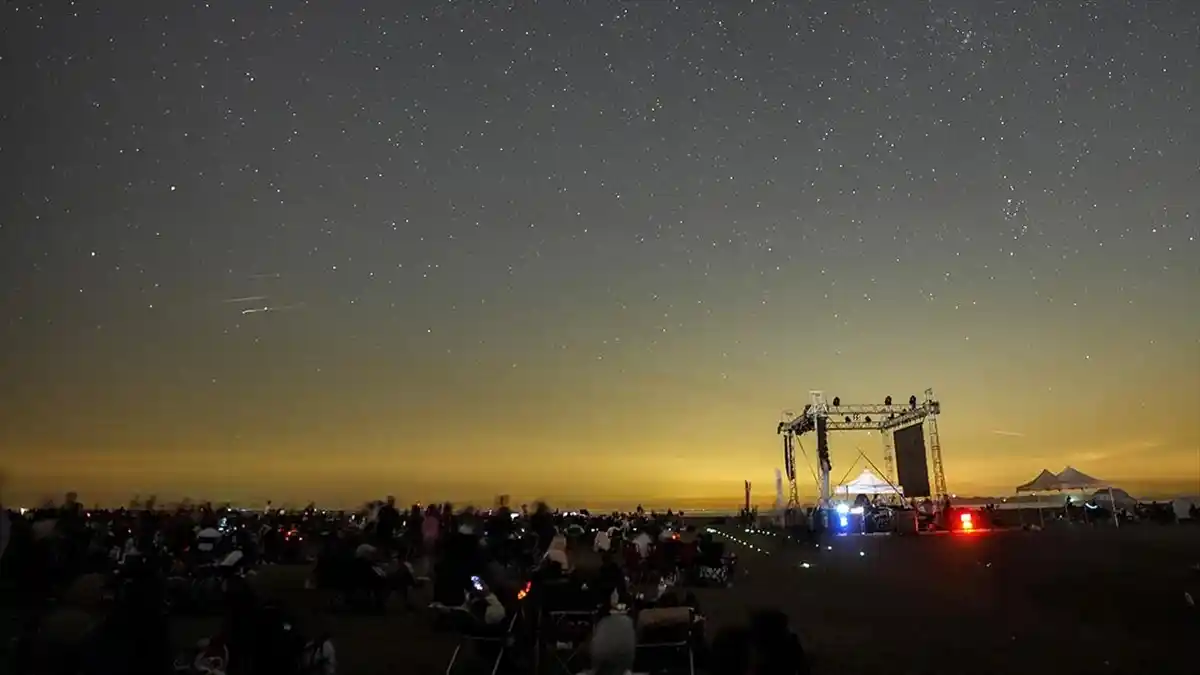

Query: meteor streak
left=241, top=302, right=305, bottom=315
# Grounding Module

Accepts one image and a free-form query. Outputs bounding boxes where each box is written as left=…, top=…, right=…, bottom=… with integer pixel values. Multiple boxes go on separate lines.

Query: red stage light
left=959, top=512, right=974, bottom=530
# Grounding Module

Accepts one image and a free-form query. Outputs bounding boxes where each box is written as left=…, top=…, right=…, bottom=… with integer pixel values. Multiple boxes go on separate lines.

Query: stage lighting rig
left=776, top=389, right=946, bottom=506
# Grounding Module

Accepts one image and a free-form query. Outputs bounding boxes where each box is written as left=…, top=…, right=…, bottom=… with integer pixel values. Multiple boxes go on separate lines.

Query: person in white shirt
left=631, top=530, right=653, bottom=558
left=543, top=534, right=571, bottom=570
left=594, top=528, right=612, bottom=553
left=577, top=614, right=637, bottom=675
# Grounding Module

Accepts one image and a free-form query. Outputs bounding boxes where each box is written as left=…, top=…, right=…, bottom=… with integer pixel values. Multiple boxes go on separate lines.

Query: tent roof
left=1015, top=469, right=1062, bottom=494
left=1055, top=466, right=1108, bottom=489
left=1091, top=488, right=1135, bottom=505
left=838, top=469, right=900, bottom=495
left=845, top=469, right=890, bottom=487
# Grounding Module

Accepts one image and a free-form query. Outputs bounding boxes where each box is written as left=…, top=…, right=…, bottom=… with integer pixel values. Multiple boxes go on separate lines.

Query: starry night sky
left=1, top=1, right=1196, bottom=509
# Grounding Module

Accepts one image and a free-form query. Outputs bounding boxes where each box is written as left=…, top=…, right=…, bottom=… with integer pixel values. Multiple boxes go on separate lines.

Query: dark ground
left=168, top=523, right=1200, bottom=675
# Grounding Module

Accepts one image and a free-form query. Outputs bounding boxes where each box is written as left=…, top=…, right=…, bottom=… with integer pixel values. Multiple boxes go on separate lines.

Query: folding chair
left=539, top=609, right=599, bottom=675
left=696, top=541, right=734, bottom=588
left=433, top=603, right=519, bottom=675
left=635, top=606, right=695, bottom=675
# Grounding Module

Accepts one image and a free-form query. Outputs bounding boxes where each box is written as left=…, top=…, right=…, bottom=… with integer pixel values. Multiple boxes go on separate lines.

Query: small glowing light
left=839, top=516, right=849, bottom=527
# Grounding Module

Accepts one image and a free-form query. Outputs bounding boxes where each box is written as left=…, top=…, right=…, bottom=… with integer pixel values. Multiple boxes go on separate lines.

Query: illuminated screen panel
left=893, top=423, right=932, bottom=498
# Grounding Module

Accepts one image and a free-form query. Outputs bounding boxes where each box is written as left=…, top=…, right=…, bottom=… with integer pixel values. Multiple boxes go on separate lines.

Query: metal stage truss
left=777, top=388, right=946, bottom=506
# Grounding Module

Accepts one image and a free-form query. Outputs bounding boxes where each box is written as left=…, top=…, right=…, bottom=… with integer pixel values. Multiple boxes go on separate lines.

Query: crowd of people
left=0, top=493, right=812, bottom=674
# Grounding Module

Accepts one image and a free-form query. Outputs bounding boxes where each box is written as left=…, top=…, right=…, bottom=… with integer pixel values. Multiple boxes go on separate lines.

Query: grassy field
left=165, top=523, right=1200, bottom=674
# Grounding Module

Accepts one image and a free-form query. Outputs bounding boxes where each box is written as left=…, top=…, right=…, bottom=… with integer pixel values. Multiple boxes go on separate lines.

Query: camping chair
left=537, top=609, right=599, bottom=675
left=696, top=541, right=733, bottom=587
left=432, top=603, right=519, bottom=675
left=635, top=606, right=695, bottom=675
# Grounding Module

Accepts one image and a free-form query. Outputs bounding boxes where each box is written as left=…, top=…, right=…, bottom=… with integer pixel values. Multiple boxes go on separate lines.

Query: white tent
left=1091, top=488, right=1137, bottom=509
left=1055, top=466, right=1107, bottom=490
left=837, top=469, right=901, bottom=496
left=1015, top=469, right=1063, bottom=494
left=1014, top=469, right=1064, bottom=528
left=1016, top=466, right=1120, bottom=527
left=1017, top=468, right=1118, bottom=526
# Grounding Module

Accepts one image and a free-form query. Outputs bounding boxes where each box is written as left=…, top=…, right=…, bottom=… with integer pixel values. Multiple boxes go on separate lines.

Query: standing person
left=530, top=502, right=555, bottom=555
left=486, top=505, right=513, bottom=562
left=375, top=496, right=401, bottom=553
left=416, top=505, right=440, bottom=580
left=403, top=504, right=423, bottom=560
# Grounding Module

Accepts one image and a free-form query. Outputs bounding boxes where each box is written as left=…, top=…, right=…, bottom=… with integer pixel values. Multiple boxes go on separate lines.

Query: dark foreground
left=173, top=525, right=1200, bottom=675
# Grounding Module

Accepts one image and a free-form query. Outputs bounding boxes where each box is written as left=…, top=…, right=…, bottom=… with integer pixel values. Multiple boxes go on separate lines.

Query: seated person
left=595, top=552, right=630, bottom=609
left=535, top=566, right=596, bottom=614
left=748, top=609, right=810, bottom=675
left=709, top=626, right=752, bottom=675
left=432, top=568, right=507, bottom=628
left=433, top=529, right=499, bottom=617
left=542, top=534, right=571, bottom=571
left=630, top=529, right=653, bottom=558
left=578, top=614, right=637, bottom=675
left=594, top=527, right=615, bottom=553
left=355, top=541, right=381, bottom=561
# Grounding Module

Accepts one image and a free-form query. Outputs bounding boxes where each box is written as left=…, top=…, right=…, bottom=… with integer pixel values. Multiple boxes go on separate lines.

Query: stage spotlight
left=909, top=395, right=917, bottom=409
left=832, top=396, right=841, bottom=406
left=885, top=396, right=892, bottom=406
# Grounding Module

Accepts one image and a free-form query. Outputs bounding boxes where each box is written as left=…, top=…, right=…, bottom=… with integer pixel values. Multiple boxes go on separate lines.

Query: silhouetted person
left=376, top=496, right=401, bottom=549
left=530, top=502, right=555, bottom=554
left=710, top=626, right=753, bottom=675
left=748, top=609, right=810, bottom=675
left=404, top=504, right=423, bottom=558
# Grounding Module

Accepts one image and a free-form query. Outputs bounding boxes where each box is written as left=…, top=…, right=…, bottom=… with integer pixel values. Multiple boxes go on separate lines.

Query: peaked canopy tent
left=837, top=469, right=902, bottom=496
left=1056, top=466, right=1121, bottom=527
left=1015, top=466, right=1119, bottom=527
left=1092, top=488, right=1137, bottom=510
left=1014, top=469, right=1062, bottom=527
left=1015, top=469, right=1063, bottom=493
left=1055, top=466, right=1106, bottom=490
